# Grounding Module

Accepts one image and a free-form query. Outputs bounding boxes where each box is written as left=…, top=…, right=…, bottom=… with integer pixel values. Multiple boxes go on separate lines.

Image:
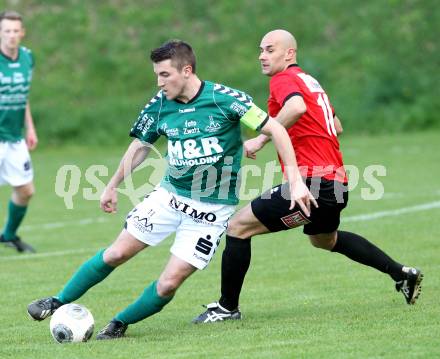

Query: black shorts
left=251, top=178, right=348, bottom=235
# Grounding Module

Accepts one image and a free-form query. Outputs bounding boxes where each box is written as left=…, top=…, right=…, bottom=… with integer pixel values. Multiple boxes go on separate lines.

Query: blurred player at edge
left=0, top=11, right=37, bottom=253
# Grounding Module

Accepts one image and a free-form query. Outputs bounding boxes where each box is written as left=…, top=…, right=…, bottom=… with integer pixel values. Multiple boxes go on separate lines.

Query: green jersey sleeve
left=213, top=83, right=268, bottom=131
left=129, top=91, right=163, bottom=144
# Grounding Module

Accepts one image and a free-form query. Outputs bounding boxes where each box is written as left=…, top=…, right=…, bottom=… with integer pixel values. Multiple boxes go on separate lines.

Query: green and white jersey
left=0, top=46, right=34, bottom=142
left=130, top=80, right=268, bottom=205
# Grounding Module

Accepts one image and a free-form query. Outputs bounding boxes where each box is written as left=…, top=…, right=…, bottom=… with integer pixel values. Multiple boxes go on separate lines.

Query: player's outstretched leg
left=27, top=249, right=115, bottom=320
left=96, top=280, right=173, bottom=340
left=97, top=255, right=194, bottom=340
left=328, top=231, right=423, bottom=304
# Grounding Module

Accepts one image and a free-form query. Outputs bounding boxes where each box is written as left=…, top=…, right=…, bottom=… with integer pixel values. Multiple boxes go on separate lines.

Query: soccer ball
left=49, top=303, right=94, bottom=343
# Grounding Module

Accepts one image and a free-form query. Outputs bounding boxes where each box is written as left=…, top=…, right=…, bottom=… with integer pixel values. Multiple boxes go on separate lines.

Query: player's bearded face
left=0, top=19, right=24, bottom=51
left=153, top=60, right=186, bottom=100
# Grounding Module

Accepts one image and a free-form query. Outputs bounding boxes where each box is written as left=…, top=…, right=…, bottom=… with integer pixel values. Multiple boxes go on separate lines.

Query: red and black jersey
left=268, top=64, right=346, bottom=183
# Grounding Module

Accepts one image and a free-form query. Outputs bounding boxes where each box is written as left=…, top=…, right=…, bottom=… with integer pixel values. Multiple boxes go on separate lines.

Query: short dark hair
left=0, top=10, right=23, bottom=24
left=150, top=40, right=196, bottom=73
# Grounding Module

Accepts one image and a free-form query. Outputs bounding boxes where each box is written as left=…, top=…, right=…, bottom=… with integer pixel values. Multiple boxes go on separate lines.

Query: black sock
left=219, top=235, right=251, bottom=311
left=332, top=231, right=404, bottom=281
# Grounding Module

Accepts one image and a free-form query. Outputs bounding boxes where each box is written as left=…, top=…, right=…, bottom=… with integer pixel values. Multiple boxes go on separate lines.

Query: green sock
left=56, top=249, right=114, bottom=303
left=115, top=280, right=174, bottom=325
left=2, top=200, right=27, bottom=240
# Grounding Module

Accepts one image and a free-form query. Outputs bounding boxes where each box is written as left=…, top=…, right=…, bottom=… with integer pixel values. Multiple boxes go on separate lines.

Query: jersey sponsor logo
left=297, top=73, right=325, bottom=93
left=230, top=102, right=248, bottom=117
left=161, top=123, right=179, bottom=137
left=0, top=72, right=11, bottom=84
left=0, top=72, right=28, bottom=86
left=166, top=128, right=179, bottom=136
left=0, top=71, right=30, bottom=90
left=8, top=63, right=20, bottom=68
left=280, top=211, right=311, bottom=228
left=192, top=252, right=209, bottom=264
left=127, top=208, right=155, bottom=233
left=0, top=72, right=29, bottom=85
left=179, top=107, right=196, bottom=113
left=169, top=195, right=217, bottom=223
left=185, top=120, right=197, bottom=127
left=136, top=113, right=155, bottom=135
left=183, top=127, right=200, bottom=135
left=168, top=137, right=224, bottom=163
left=0, top=93, right=27, bottom=103
left=183, top=120, right=200, bottom=135
left=205, top=116, right=221, bottom=133
left=195, top=235, right=213, bottom=255
left=13, top=72, right=25, bottom=84
left=169, top=155, right=222, bottom=166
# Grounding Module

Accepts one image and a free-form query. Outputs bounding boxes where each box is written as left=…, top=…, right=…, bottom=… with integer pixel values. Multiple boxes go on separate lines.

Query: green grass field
left=1, top=131, right=439, bottom=358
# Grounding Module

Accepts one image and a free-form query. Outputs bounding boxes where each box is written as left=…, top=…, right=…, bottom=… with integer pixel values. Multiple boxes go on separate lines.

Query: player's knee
left=102, top=248, right=129, bottom=267
left=226, top=217, right=240, bottom=236
left=24, top=187, right=35, bottom=201
left=14, top=184, right=34, bottom=204
left=156, top=277, right=181, bottom=297
left=227, top=216, right=250, bottom=238
left=308, top=235, right=335, bottom=251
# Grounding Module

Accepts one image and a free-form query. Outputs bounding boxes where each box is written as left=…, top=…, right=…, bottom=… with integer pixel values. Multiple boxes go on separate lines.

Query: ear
left=285, top=47, right=296, bottom=61
left=20, top=27, right=26, bottom=38
left=182, top=64, right=192, bottom=78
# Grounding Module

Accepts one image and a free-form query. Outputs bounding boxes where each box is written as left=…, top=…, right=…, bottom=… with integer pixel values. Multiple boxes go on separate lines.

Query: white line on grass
left=0, top=248, right=96, bottom=261
left=341, top=200, right=440, bottom=223
left=20, top=216, right=110, bottom=231
left=2, top=200, right=440, bottom=261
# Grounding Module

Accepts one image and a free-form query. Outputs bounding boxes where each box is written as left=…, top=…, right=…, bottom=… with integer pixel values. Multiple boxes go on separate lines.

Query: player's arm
left=240, top=103, right=317, bottom=214
left=272, top=95, right=306, bottom=129
left=25, top=101, right=38, bottom=150
left=102, top=93, right=162, bottom=213
left=100, top=139, right=151, bottom=213
left=244, top=96, right=306, bottom=155
left=259, top=118, right=317, bottom=214
left=334, top=115, right=343, bottom=135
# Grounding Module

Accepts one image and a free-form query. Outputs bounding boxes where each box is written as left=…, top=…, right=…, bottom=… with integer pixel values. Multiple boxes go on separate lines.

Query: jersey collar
left=175, top=81, right=205, bottom=104
left=287, top=64, right=299, bottom=69
left=0, top=48, right=20, bottom=62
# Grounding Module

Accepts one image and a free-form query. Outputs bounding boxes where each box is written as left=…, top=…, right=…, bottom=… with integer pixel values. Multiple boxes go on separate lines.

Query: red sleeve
left=270, top=73, right=302, bottom=106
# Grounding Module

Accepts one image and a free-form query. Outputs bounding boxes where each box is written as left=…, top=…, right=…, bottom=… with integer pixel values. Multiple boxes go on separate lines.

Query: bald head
left=262, top=29, right=297, bottom=51
left=259, top=29, right=298, bottom=76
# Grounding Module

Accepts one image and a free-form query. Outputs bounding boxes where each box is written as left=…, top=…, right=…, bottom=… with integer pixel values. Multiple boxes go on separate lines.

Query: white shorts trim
left=125, top=186, right=235, bottom=269
left=0, top=140, right=33, bottom=186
